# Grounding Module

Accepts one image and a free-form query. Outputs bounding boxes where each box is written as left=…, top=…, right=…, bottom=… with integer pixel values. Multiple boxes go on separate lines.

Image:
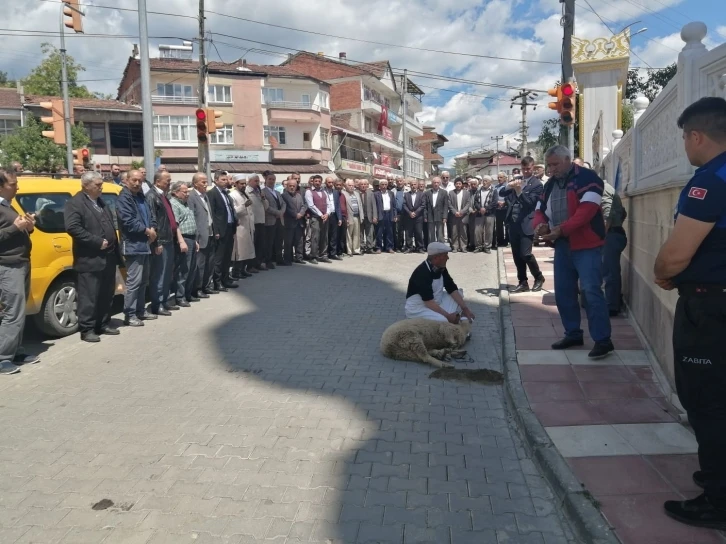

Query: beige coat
left=229, top=188, right=256, bottom=261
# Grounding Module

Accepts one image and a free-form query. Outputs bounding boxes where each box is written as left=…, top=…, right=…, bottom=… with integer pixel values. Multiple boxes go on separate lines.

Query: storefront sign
left=210, top=149, right=270, bottom=162
left=382, top=127, right=393, bottom=140
left=340, top=159, right=371, bottom=174
left=387, top=110, right=401, bottom=124
left=373, top=165, right=403, bottom=178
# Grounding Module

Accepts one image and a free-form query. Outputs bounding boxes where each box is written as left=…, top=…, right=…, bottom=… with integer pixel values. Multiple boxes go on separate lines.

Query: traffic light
left=63, top=0, right=84, bottom=33
left=560, top=83, right=577, bottom=127
left=546, top=82, right=577, bottom=127
left=40, top=99, right=69, bottom=145
left=196, top=108, right=208, bottom=143
left=72, top=148, right=89, bottom=166
left=206, top=109, right=223, bottom=135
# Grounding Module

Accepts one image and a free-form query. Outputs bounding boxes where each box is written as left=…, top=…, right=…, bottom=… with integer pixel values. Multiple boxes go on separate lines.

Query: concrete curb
left=497, top=248, right=621, bottom=544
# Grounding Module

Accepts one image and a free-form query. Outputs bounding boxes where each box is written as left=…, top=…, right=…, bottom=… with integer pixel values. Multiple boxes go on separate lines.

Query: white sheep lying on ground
left=380, top=318, right=471, bottom=368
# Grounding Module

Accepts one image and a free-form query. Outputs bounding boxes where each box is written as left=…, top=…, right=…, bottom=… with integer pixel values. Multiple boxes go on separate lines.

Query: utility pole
left=401, top=69, right=408, bottom=179
left=197, top=0, right=206, bottom=176
left=491, top=135, right=503, bottom=174
left=138, top=0, right=155, bottom=177
left=562, top=0, right=576, bottom=156
left=58, top=7, right=74, bottom=172
left=510, top=89, right=538, bottom=157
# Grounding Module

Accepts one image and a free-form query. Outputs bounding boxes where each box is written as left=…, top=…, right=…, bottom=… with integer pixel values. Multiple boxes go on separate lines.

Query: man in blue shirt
left=655, top=96, right=726, bottom=530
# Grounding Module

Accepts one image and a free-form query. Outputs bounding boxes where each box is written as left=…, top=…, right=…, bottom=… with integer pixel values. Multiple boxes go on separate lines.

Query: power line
left=35, top=0, right=197, bottom=20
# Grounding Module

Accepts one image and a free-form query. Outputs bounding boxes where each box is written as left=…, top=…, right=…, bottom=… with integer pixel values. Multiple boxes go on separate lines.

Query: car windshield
left=16, top=192, right=120, bottom=233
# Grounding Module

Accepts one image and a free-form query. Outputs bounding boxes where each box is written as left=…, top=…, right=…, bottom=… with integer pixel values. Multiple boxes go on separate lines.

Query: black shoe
left=588, top=340, right=615, bottom=359
left=124, top=316, right=145, bottom=327
left=609, top=309, right=621, bottom=317
left=278, top=262, right=292, bottom=266
left=551, top=337, right=584, bottom=350
left=178, top=301, right=191, bottom=308
left=510, top=283, right=530, bottom=294
left=693, top=471, right=714, bottom=490
left=239, top=271, right=252, bottom=277
left=319, top=257, right=332, bottom=263
left=97, top=326, right=120, bottom=336
left=267, top=262, right=276, bottom=270
left=330, top=255, right=342, bottom=261
left=217, top=286, right=229, bottom=292
left=532, top=276, right=545, bottom=292
left=484, top=248, right=491, bottom=254
left=81, top=331, right=101, bottom=343
left=154, top=308, right=172, bottom=317
left=203, top=289, right=218, bottom=295
left=222, top=282, right=238, bottom=289
left=139, top=312, right=157, bottom=321
left=308, top=259, right=319, bottom=264
left=196, top=292, right=210, bottom=299
left=294, top=259, right=307, bottom=265
left=13, top=354, right=40, bottom=365
left=664, top=493, right=726, bottom=530
left=187, top=296, right=200, bottom=302
left=165, top=304, right=180, bottom=311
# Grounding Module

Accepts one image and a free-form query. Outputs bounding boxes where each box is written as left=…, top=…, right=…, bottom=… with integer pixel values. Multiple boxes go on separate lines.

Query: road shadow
left=207, top=259, right=527, bottom=544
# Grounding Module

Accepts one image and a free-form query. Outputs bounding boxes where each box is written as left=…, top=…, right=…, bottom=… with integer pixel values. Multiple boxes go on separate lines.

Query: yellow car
left=12, top=177, right=125, bottom=337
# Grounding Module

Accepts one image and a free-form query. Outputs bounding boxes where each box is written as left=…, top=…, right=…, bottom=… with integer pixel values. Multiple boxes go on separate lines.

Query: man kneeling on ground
left=404, top=242, right=476, bottom=323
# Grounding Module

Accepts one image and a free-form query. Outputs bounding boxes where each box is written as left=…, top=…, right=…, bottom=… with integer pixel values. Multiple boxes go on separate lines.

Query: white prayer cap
left=427, top=242, right=450, bottom=256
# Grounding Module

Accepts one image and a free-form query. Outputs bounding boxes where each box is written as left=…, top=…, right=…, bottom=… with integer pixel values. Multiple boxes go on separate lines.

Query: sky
left=3, top=0, right=726, bottom=166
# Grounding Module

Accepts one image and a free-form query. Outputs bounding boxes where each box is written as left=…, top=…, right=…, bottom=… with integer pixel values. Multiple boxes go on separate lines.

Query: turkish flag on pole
left=378, top=105, right=388, bottom=131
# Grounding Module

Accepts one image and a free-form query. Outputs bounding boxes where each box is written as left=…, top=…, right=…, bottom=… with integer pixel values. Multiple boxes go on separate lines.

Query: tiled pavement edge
left=499, top=245, right=726, bottom=544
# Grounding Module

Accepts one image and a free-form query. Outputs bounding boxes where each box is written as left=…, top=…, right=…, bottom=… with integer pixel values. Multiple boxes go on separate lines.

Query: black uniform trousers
left=283, top=225, right=304, bottom=264
left=674, top=289, right=726, bottom=502
left=327, top=213, right=340, bottom=258
left=213, top=225, right=235, bottom=286
left=494, top=208, right=509, bottom=248
left=264, top=220, right=284, bottom=265
left=406, top=216, right=424, bottom=251
left=508, top=222, right=541, bottom=284
left=76, top=255, right=116, bottom=333
left=194, top=237, right=214, bottom=293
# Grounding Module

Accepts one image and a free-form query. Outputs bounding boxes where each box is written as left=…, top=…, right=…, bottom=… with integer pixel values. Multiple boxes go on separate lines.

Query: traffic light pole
left=58, top=7, right=73, bottom=173
left=137, top=0, right=156, bottom=177
left=562, top=0, right=576, bottom=157
left=491, top=135, right=503, bottom=174
left=401, top=69, right=408, bottom=179
left=197, top=0, right=209, bottom=180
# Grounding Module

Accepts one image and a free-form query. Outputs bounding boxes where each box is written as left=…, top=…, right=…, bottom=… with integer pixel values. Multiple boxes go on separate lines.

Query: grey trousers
left=309, top=216, right=327, bottom=259
left=449, top=217, right=468, bottom=251
left=428, top=221, right=445, bottom=243
left=361, top=218, right=376, bottom=252
left=475, top=215, right=495, bottom=249
left=123, top=254, right=150, bottom=318
left=0, top=263, right=29, bottom=362
left=173, top=236, right=197, bottom=301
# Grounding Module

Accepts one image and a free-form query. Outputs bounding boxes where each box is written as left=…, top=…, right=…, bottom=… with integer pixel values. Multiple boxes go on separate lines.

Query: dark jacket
left=472, top=186, right=498, bottom=215
left=424, top=189, right=449, bottom=223
left=145, top=186, right=174, bottom=246
left=374, top=189, right=397, bottom=218
left=324, top=188, right=342, bottom=219
left=64, top=192, right=122, bottom=272
left=207, top=184, right=238, bottom=238
left=533, top=165, right=606, bottom=250
left=116, top=187, right=154, bottom=255
left=0, top=200, right=32, bottom=265
left=500, top=177, right=543, bottom=236
left=447, top=189, right=472, bottom=224
left=403, top=190, right=425, bottom=219
left=281, top=190, right=307, bottom=228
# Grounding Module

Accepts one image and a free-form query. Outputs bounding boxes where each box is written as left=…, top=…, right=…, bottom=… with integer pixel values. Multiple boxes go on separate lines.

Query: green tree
left=20, top=43, right=94, bottom=98
left=537, top=118, right=560, bottom=158
left=0, top=71, right=16, bottom=89
left=621, top=102, right=634, bottom=133
left=0, top=114, right=90, bottom=172
left=625, top=64, right=677, bottom=102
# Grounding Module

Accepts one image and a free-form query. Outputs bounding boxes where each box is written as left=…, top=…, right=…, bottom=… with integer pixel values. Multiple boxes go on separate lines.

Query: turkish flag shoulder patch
left=688, top=187, right=708, bottom=200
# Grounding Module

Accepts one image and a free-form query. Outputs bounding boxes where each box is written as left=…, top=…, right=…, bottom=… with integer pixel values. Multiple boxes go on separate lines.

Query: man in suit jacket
left=500, top=157, right=545, bottom=293
left=374, top=179, right=397, bottom=253
left=323, top=176, right=342, bottom=260
left=358, top=179, right=378, bottom=254
left=262, top=171, right=286, bottom=268
left=403, top=181, right=425, bottom=253
left=472, top=175, right=498, bottom=253
left=447, top=177, right=472, bottom=252
left=64, top=172, right=123, bottom=342
left=187, top=173, right=215, bottom=298
left=281, top=178, right=307, bottom=265
left=424, top=176, right=449, bottom=243
left=207, top=171, right=238, bottom=290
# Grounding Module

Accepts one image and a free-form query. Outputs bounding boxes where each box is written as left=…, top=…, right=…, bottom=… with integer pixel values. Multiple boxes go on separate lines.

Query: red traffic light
left=561, top=83, right=575, bottom=97
left=196, top=108, right=207, bottom=121
left=196, top=108, right=208, bottom=143
left=81, top=148, right=90, bottom=160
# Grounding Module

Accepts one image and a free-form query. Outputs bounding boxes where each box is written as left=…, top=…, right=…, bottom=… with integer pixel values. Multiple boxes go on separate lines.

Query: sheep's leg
left=427, top=349, right=454, bottom=368
left=406, top=340, right=450, bottom=368
left=450, top=350, right=468, bottom=359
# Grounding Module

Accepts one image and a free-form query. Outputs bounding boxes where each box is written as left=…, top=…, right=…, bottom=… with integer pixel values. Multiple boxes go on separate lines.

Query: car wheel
left=34, top=278, right=79, bottom=337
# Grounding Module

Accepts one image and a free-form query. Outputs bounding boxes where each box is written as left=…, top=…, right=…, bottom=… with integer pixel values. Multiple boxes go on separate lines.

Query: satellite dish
left=372, top=152, right=379, bottom=160
left=327, top=161, right=336, bottom=171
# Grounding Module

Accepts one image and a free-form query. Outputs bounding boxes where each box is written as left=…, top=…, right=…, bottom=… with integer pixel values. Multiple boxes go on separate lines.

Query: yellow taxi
left=12, top=176, right=124, bottom=337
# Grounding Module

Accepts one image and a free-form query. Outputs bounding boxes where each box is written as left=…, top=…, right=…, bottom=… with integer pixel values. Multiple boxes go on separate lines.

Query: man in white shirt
left=373, top=179, right=397, bottom=253
left=303, top=175, right=331, bottom=264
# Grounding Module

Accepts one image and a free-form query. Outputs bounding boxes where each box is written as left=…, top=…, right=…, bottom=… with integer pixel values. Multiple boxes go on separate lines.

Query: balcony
left=151, top=95, right=197, bottom=105
left=266, top=101, right=321, bottom=123
left=366, top=130, right=403, bottom=152
left=270, top=148, right=322, bottom=164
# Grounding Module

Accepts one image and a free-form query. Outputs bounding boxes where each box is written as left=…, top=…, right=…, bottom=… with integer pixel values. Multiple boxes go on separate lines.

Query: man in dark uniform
left=655, top=96, right=726, bottom=530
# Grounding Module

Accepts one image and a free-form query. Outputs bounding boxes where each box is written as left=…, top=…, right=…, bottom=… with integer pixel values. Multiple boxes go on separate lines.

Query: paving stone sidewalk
left=0, top=251, right=574, bottom=544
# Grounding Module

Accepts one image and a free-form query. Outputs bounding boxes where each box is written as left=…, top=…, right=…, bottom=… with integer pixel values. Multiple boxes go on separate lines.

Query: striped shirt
left=170, top=196, right=197, bottom=238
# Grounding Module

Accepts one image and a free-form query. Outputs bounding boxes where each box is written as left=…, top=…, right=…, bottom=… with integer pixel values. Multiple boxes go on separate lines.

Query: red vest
left=311, top=189, right=328, bottom=215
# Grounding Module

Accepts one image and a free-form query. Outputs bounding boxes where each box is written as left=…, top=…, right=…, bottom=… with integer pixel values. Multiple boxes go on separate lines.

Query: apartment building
left=282, top=52, right=426, bottom=181
left=416, top=126, right=448, bottom=178
left=117, top=44, right=332, bottom=182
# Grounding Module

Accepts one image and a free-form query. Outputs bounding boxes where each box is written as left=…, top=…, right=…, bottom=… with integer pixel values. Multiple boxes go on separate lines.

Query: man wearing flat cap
left=404, top=242, right=476, bottom=323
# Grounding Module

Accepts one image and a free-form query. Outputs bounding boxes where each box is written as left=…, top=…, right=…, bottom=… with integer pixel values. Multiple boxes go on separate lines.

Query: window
left=101, top=192, right=119, bottom=229
left=16, top=193, right=72, bottom=233
left=208, top=85, right=232, bottom=103
left=263, top=125, right=286, bottom=145
left=262, top=88, right=284, bottom=104
left=318, top=91, right=330, bottom=109
left=155, top=83, right=193, bottom=99
left=0, top=119, right=20, bottom=138
left=209, top=124, right=234, bottom=145
left=84, top=122, right=107, bottom=155
left=320, top=128, right=330, bottom=148
left=303, top=132, right=311, bottom=149
left=109, top=123, right=143, bottom=156
left=301, top=94, right=311, bottom=107
left=364, top=116, right=373, bottom=133
left=153, top=115, right=196, bottom=143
